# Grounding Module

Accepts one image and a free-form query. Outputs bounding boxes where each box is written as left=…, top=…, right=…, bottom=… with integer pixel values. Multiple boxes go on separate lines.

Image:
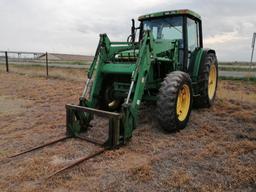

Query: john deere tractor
left=66, top=9, right=218, bottom=147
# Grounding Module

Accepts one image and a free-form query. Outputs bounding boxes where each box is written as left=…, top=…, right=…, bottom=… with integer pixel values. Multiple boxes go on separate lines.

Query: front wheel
left=156, top=71, right=193, bottom=132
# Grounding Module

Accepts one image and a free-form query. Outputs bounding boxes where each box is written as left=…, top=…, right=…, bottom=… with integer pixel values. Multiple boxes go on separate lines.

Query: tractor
left=66, top=9, right=218, bottom=148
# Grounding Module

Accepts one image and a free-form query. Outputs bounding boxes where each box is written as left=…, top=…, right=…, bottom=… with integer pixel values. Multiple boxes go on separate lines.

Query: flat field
left=0, top=70, right=255, bottom=192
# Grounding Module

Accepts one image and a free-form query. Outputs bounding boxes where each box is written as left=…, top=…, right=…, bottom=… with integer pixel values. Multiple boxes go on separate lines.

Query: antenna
left=250, top=32, right=256, bottom=68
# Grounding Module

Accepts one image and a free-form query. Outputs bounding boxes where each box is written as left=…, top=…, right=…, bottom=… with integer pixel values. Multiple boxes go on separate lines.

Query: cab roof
left=138, top=9, right=201, bottom=21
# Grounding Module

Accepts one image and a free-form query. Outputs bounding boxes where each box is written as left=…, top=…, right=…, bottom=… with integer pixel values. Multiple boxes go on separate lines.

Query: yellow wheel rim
left=176, top=84, right=190, bottom=121
left=208, top=64, right=217, bottom=100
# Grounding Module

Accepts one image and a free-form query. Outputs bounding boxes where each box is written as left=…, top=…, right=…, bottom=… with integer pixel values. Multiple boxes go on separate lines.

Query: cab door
left=186, top=17, right=201, bottom=71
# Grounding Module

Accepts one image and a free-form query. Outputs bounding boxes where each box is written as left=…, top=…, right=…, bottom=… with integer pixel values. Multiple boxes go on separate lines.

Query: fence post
left=5, top=51, right=9, bottom=72
left=46, top=52, right=49, bottom=77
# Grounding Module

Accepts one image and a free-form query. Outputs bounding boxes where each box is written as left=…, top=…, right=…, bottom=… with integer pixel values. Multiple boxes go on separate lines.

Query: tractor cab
left=137, top=9, right=203, bottom=72
left=65, top=9, right=218, bottom=148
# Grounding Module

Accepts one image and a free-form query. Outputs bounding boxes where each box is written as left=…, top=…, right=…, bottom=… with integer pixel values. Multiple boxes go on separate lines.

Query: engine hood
left=115, top=49, right=139, bottom=60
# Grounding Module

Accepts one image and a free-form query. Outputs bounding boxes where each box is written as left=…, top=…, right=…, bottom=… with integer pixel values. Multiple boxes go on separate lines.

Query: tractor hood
left=114, top=49, right=139, bottom=60
left=101, top=49, right=139, bottom=75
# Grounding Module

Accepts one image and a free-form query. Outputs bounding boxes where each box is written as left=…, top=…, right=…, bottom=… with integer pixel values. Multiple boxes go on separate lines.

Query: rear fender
left=189, top=48, right=216, bottom=81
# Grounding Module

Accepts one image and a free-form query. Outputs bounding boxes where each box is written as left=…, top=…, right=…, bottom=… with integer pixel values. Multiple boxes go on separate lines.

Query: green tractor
left=66, top=9, right=218, bottom=147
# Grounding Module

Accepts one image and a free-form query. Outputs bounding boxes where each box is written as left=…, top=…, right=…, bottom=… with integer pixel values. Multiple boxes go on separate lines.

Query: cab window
left=187, top=18, right=199, bottom=52
left=143, top=16, right=183, bottom=42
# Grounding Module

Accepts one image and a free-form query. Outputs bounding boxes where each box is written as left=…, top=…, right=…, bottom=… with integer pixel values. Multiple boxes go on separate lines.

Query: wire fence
left=0, top=51, right=93, bottom=79
left=1, top=51, right=255, bottom=80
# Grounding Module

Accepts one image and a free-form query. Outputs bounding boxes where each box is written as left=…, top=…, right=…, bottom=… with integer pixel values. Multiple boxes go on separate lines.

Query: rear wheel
left=194, top=53, right=218, bottom=108
left=156, top=71, right=193, bottom=132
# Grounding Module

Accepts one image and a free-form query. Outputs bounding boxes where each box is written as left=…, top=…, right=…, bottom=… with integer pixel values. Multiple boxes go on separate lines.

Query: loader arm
left=122, top=31, right=154, bottom=141
left=66, top=31, right=155, bottom=147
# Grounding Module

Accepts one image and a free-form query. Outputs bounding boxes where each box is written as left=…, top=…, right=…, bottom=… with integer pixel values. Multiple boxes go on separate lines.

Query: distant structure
left=251, top=32, right=256, bottom=68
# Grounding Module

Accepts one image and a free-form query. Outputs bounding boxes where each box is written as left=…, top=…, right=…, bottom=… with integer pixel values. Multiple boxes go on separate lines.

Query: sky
left=0, top=0, right=255, bottom=61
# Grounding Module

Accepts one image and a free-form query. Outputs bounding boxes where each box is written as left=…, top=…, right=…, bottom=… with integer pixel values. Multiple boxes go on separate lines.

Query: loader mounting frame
left=66, top=104, right=122, bottom=148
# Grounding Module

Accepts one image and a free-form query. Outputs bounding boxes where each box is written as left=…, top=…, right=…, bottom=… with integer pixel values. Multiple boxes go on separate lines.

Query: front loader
left=66, top=9, right=218, bottom=148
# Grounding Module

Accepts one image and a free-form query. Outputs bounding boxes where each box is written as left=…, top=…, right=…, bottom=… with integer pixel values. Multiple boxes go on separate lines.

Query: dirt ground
left=0, top=70, right=255, bottom=192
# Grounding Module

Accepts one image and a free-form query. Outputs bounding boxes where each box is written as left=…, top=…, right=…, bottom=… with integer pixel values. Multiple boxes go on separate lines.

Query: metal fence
left=0, top=51, right=93, bottom=77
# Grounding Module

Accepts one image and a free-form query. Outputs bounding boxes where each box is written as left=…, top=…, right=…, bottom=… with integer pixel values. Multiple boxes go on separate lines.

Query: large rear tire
left=194, top=53, right=218, bottom=108
left=156, top=71, right=193, bottom=132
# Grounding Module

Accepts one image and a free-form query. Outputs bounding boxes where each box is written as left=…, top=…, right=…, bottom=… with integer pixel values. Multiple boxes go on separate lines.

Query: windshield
left=143, top=16, right=183, bottom=41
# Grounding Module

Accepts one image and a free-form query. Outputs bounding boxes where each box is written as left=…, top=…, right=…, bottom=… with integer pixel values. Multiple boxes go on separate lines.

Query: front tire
left=156, top=71, right=193, bottom=132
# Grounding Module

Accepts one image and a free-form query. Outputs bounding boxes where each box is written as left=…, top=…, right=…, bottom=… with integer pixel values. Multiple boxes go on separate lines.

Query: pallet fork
left=5, top=103, right=123, bottom=179
left=66, top=104, right=122, bottom=147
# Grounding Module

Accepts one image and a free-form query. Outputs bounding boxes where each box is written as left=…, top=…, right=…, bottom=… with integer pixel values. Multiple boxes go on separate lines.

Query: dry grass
left=129, top=164, right=153, bottom=182
left=218, top=80, right=256, bottom=104
left=0, top=70, right=255, bottom=192
left=226, top=140, right=256, bottom=157
left=0, top=64, right=86, bottom=81
left=163, top=169, right=191, bottom=188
